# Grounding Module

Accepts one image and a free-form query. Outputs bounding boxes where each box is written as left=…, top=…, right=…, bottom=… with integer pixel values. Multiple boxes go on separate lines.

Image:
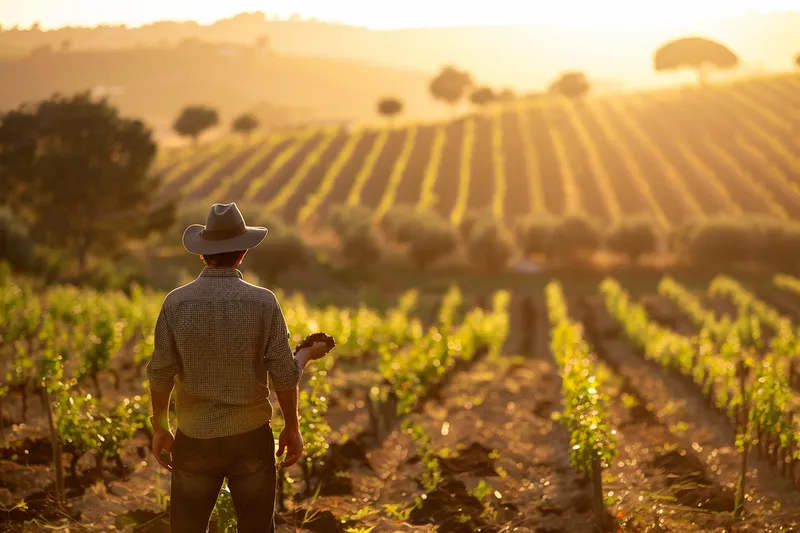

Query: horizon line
left=2, top=8, right=799, bottom=33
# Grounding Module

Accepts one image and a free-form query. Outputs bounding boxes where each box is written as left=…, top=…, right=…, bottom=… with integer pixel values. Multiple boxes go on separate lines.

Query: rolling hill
left=0, top=41, right=440, bottom=137
left=154, top=73, right=800, bottom=231
left=2, top=11, right=800, bottom=91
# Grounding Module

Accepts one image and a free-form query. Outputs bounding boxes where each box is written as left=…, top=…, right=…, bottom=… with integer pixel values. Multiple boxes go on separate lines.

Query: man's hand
left=276, top=426, right=304, bottom=468
left=151, top=427, right=174, bottom=471
left=308, top=341, right=332, bottom=360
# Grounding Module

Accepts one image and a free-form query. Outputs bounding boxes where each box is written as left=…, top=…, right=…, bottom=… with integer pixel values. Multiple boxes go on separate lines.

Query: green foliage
left=214, top=481, right=238, bottom=533
left=403, top=419, right=443, bottom=491
left=605, top=216, right=658, bottom=263
left=429, top=66, right=473, bottom=107
left=0, top=207, right=34, bottom=271
left=466, top=218, right=514, bottom=273
left=405, top=212, right=457, bottom=271
left=173, top=105, right=219, bottom=143
left=246, top=218, right=308, bottom=283
left=231, top=113, right=259, bottom=137
left=469, top=87, right=495, bottom=107
left=549, top=71, right=591, bottom=98
left=515, top=215, right=557, bottom=257
left=0, top=92, right=174, bottom=275
left=340, top=224, right=381, bottom=268
left=547, top=214, right=600, bottom=262
left=327, top=203, right=373, bottom=238
left=751, top=217, right=800, bottom=271
left=684, top=216, right=755, bottom=266
left=377, top=98, right=403, bottom=119
left=380, top=204, right=419, bottom=244
left=546, top=281, right=616, bottom=473
left=458, top=209, right=492, bottom=242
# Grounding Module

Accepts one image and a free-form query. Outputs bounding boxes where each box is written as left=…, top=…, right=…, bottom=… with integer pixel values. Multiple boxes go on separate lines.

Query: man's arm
left=275, top=386, right=302, bottom=468
left=264, top=297, right=305, bottom=467
left=146, top=306, right=179, bottom=471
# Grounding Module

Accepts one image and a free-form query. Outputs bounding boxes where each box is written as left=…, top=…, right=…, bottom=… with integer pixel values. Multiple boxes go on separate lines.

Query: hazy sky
left=1, top=0, right=798, bottom=30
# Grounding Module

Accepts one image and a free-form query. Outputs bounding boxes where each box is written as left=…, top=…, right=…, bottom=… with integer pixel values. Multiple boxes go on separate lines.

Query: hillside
left=2, top=11, right=799, bottom=91
left=0, top=41, right=440, bottom=136
left=155, top=73, right=800, bottom=230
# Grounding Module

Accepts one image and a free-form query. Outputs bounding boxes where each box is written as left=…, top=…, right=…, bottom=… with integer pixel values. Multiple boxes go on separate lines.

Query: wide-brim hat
left=183, top=202, right=268, bottom=255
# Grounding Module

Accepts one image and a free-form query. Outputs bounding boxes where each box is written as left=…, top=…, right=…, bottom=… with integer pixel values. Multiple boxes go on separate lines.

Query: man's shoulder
left=238, top=280, right=279, bottom=306
left=161, top=281, right=197, bottom=308
left=161, top=278, right=278, bottom=308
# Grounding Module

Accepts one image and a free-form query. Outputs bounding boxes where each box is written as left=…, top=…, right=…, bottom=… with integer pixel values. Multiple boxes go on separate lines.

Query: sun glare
left=1, top=0, right=798, bottom=30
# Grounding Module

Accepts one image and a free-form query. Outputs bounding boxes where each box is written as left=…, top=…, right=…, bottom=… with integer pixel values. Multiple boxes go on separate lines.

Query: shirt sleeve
left=146, top=306, right=180, bottom=393
left=264, top=297, right=302, bottom=392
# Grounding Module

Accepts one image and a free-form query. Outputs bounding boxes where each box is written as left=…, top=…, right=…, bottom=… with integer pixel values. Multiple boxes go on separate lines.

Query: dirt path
left=332, top=292, right=594, bottom=533
left=580, top=294, right=800, bottom=531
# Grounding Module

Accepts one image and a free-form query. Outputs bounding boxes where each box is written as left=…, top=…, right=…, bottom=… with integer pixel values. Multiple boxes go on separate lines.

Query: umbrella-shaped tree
left=654, top=36, right=739, bottom=86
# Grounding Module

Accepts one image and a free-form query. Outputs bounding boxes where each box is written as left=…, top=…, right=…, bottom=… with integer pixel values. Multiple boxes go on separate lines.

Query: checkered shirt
left=146, top=267, right=301, bottom=439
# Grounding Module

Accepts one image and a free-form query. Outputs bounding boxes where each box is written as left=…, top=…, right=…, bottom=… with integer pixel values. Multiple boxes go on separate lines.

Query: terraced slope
left=156, top=73, right=800, bottom=228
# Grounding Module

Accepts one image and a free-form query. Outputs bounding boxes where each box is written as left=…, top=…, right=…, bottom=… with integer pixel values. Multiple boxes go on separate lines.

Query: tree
left=173, top=105, right=219, bottom=145
left=429, top=66, right=473, bottom=109
left=684, top=217, right=754, bottom=266
left=404, top=212, right=457, bottom=270
left=751, top=217, right=800, bottom=271
left=60, top=40, right=71, bottom=52
left=547, top=214, right=601, bottom=263
left=470, top=87, right=495, bottom=107
left=231, top=113, right=259, bottom=139
left=0, top=207, right=34, bottom=271
left=377, top=98, right=403, bottom=122
left=549, top=71, right=591, bottom=99
left=467, top=219, right=514, bottom=273
left=246, top=219, right=308, bottom=283
left=459, top=209, right=493, bottom=242
left=496, top=88, right=516, bottom=102
left=795, top=53, right=800, bottom=69
left=341, top=224, right=380, bottom=268
left=516, top=215, right=557, bottom=257
left=654, top=37, right=739, bottom=86
left=381, top=204, right=418, bottom=244
left=327, top=204, right=373, bottom=238
left=605, top=217, right=658, bottom=264
left=0, top=92, right=174, bottom=275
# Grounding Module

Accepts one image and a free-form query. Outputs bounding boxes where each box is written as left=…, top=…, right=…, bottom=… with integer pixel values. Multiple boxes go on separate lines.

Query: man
left=146, top=203, right=333, bottom=533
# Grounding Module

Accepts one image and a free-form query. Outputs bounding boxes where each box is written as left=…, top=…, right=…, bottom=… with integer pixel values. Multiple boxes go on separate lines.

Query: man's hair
left=201, top=250, right=246, bottom=268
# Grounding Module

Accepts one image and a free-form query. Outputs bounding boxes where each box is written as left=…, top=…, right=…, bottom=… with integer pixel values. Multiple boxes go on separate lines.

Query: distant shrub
left=547, top=214, right=601, bottom=263
left=381, top=204, right=419, bottom=244
left=247, top=218, right=308, bottom=283
left=605, top=216, right=659, bottom=263
left=684, top=217, right=755, bottom=266
left=467, top=218, right=514, bottom=273
left=751, top=217, right=800, bottom=271
left=0, top=207, right=34, bottom=271
left=406, top=212, right=458, bottom=270
left=516, top=215, right=557, bottom=257
left=327, top=204, right=372, bottom=238
left=459, top=209, right=493, bottom=242
left=341, top=224, right=381, bottom=268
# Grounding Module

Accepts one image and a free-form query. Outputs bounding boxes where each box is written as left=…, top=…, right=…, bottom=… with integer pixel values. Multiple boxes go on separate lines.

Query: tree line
left=242, top=204, right=800, bottom=282
left=375, top=34, right=768, bottom=122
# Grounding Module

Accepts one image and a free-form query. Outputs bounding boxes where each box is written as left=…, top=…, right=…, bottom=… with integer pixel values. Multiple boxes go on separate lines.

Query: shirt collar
left=199, top=267, right=243, bottom=279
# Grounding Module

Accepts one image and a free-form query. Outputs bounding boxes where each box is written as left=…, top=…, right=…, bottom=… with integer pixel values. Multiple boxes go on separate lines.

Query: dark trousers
left=170, top=423, right=276, bottom=533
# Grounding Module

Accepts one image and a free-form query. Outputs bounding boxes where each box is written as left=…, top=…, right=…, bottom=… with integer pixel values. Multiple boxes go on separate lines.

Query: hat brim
left=182, top=225, right=268, bottom=255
